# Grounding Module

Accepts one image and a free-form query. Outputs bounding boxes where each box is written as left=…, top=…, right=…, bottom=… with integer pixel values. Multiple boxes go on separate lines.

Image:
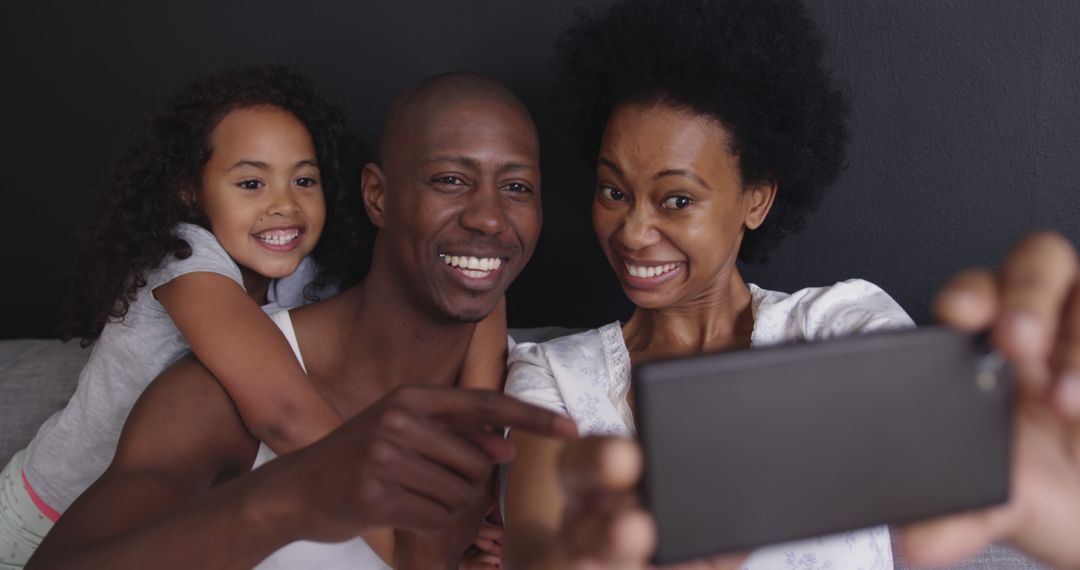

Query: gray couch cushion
left=0, top=339, right=87, bottom=464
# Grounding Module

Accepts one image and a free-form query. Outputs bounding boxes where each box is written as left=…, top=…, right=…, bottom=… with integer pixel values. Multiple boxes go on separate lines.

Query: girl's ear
left=361, top=163, right=388, bottom=229
left=179, top=185, right=199, bottom=210
left=744, top=178, right=778, bottom=231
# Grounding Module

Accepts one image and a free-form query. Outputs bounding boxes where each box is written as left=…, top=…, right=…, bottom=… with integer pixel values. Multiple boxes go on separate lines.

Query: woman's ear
left=361, top=163, right=388, bottom=229
left=744, top=179, right=778, bottom=231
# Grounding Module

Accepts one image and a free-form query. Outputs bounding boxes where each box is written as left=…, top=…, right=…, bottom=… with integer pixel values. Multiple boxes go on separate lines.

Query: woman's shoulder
left=750, top=279, right=914, bottom=344
left=506, top=323, right=622, bottom=395
left=508, top=322, right=622, bottom=370
left=506, top=322, right=632, bottom=436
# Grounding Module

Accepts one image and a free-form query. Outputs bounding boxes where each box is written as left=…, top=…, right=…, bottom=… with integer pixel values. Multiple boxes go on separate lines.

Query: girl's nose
left=267, top=187, right=301, bottom=217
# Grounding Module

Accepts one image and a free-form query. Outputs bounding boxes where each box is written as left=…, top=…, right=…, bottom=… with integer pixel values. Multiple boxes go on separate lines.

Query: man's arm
left=28, top=358, right=577, bottom=570
left=27, top=355, right=280, bottom=569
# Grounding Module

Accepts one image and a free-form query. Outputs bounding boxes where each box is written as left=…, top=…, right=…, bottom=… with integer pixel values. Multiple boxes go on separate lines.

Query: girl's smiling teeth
left=440, top=254, right=503, bottom=278
left=625, top=261, right=681, bottom=279
left=254, top=228, right=302, bottom=246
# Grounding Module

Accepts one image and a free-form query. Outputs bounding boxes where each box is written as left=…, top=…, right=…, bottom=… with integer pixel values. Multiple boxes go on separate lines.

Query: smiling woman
left=592, top=104, right=777, bottom=311
left=503, top=0, right=914, bottom=568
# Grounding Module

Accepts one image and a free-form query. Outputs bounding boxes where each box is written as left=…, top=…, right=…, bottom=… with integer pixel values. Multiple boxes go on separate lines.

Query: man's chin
left=447, top=311, right=487, bottom=324
left=439, top=295, right=500, bottom=324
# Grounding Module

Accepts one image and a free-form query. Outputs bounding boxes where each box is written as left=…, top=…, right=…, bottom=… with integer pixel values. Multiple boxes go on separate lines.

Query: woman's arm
left=155, top=272, right=341, bottom=454
left=506, top=431, right=568, bottom=528
left=459, top=296, right=508, bottom=391
left=502, top=341, right=578, bottom=566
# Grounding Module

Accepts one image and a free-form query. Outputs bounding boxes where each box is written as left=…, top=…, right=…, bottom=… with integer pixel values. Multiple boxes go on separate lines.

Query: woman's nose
left=616, top=205, right=659, bottom=250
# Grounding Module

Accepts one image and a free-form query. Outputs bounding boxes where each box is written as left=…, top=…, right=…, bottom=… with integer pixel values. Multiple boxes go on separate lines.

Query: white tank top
left=253, top=310, right=391, bottom=570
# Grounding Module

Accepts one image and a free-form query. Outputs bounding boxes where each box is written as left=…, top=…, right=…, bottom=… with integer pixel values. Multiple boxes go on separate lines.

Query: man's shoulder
left=284, top=287, right=359, bottom=365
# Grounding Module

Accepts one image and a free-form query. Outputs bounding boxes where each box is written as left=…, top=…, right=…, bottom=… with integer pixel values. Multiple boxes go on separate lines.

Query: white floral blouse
left=507, top=280, right=913, bottom=569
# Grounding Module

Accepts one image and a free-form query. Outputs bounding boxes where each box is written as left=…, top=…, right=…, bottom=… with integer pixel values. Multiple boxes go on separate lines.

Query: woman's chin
left=620, top=284, right=678, bottom=311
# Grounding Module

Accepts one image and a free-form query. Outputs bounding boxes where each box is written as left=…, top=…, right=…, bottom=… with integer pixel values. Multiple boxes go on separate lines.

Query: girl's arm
left=155, top=272, right=341, bottom=455
left=458, top=296, right=508, bottom=391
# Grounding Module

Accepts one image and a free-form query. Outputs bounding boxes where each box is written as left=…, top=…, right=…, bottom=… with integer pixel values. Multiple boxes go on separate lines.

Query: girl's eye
left=238, top=179, right=263, bottom=191
left=661, top=195, right=692, bottom=210
left=295, top=177, right=319, bottom=188
left=599, top=186, right=627, bottom=201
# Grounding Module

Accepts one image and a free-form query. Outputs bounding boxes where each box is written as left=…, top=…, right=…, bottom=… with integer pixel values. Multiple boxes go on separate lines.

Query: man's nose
left=460, top=182, right=510, bottom=235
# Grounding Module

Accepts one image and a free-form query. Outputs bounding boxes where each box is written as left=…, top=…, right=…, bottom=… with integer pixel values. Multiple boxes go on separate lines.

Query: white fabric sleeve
left=791, top=279, right=915, bottom=338
left=505, top=342, right=571, bottom=416
left=145, top=223, right=244, bottom=293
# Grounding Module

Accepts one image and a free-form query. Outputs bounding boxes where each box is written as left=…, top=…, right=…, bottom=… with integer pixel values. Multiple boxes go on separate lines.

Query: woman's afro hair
left=556, top=0, right=850, bottom=262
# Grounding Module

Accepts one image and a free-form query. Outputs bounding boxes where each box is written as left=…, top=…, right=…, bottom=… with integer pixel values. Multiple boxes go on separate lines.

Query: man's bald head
left=378, top=72, right=536, bottom=166
left=361, top=72, right=542, bottom=324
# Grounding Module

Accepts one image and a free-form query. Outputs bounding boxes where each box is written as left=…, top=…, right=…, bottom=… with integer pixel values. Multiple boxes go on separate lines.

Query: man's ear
left=744, top=179, right=778, bottom=231
left=361, top=163, right=388, bottom=229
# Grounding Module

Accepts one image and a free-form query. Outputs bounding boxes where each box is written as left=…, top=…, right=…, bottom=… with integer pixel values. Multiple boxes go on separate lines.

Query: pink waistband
left=21, top=469, right=61, bottom=522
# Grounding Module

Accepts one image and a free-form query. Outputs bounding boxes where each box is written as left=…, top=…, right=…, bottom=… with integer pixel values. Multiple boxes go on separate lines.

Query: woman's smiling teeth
left=254, top=228, right=301, bottom=245
left=441, top=254, right=503, bottom=278
left=626, top=262, right=679, bottom=279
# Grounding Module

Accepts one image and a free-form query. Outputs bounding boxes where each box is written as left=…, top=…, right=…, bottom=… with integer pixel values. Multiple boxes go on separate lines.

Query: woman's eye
left=238, top=179, right=263, bottom=191
left=599, top=186, right=626, bottom=201
left=661, top=195, right=692, bottom=210
left=295, top=177, right=319, bottom=188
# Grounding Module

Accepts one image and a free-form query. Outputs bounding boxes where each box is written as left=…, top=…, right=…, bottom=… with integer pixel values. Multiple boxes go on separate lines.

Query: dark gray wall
left=742, top=0, right=1080, bottom=324
left=2, top=0, right=1077, bottom=339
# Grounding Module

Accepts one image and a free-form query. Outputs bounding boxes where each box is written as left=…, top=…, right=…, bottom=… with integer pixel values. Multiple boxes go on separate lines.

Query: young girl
left=0, top=65, right=508, bottom=567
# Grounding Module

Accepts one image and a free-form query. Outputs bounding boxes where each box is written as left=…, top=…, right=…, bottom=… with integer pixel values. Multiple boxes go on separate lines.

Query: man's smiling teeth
left=441, top=255, right=503, bottom=277
left=626, top=262, right=679, bottom=279
left=255, top=229, right=301, bottom=245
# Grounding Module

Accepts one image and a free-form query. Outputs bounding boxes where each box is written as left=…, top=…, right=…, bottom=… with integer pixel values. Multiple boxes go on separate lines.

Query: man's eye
left=238, top=180, right=263, bottom=190
left=295, top=177, right=319, bottom=188
left=504, top=182, right=532, bottom=194
left=599, top=186, right=626, bottom=201
left=437, top=176, right=465, bottom=185
left=661, top=195, right=692, bottom=210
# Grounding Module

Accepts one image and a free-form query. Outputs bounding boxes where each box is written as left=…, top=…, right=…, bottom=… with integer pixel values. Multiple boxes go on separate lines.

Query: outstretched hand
left=900, top=231, right=1080, bottom=568
left=506, top=437, right=747, bottom=570
left=258, top=386, right=576, bottom=553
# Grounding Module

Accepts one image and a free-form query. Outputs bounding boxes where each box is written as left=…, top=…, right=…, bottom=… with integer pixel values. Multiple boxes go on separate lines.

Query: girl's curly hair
left=556, top=0, right=850, bottom=263
left=59, top=64, right=371, bottom=345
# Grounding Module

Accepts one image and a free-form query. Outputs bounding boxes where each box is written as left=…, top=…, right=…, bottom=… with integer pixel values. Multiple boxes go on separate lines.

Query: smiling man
left=25, top=73, right=573, bottom=570
left=364, top=76, right=541, bottom=323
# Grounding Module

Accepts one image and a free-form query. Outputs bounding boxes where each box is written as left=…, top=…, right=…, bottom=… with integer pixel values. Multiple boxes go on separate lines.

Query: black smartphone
left=633, top=326, right=1012, bottom=565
